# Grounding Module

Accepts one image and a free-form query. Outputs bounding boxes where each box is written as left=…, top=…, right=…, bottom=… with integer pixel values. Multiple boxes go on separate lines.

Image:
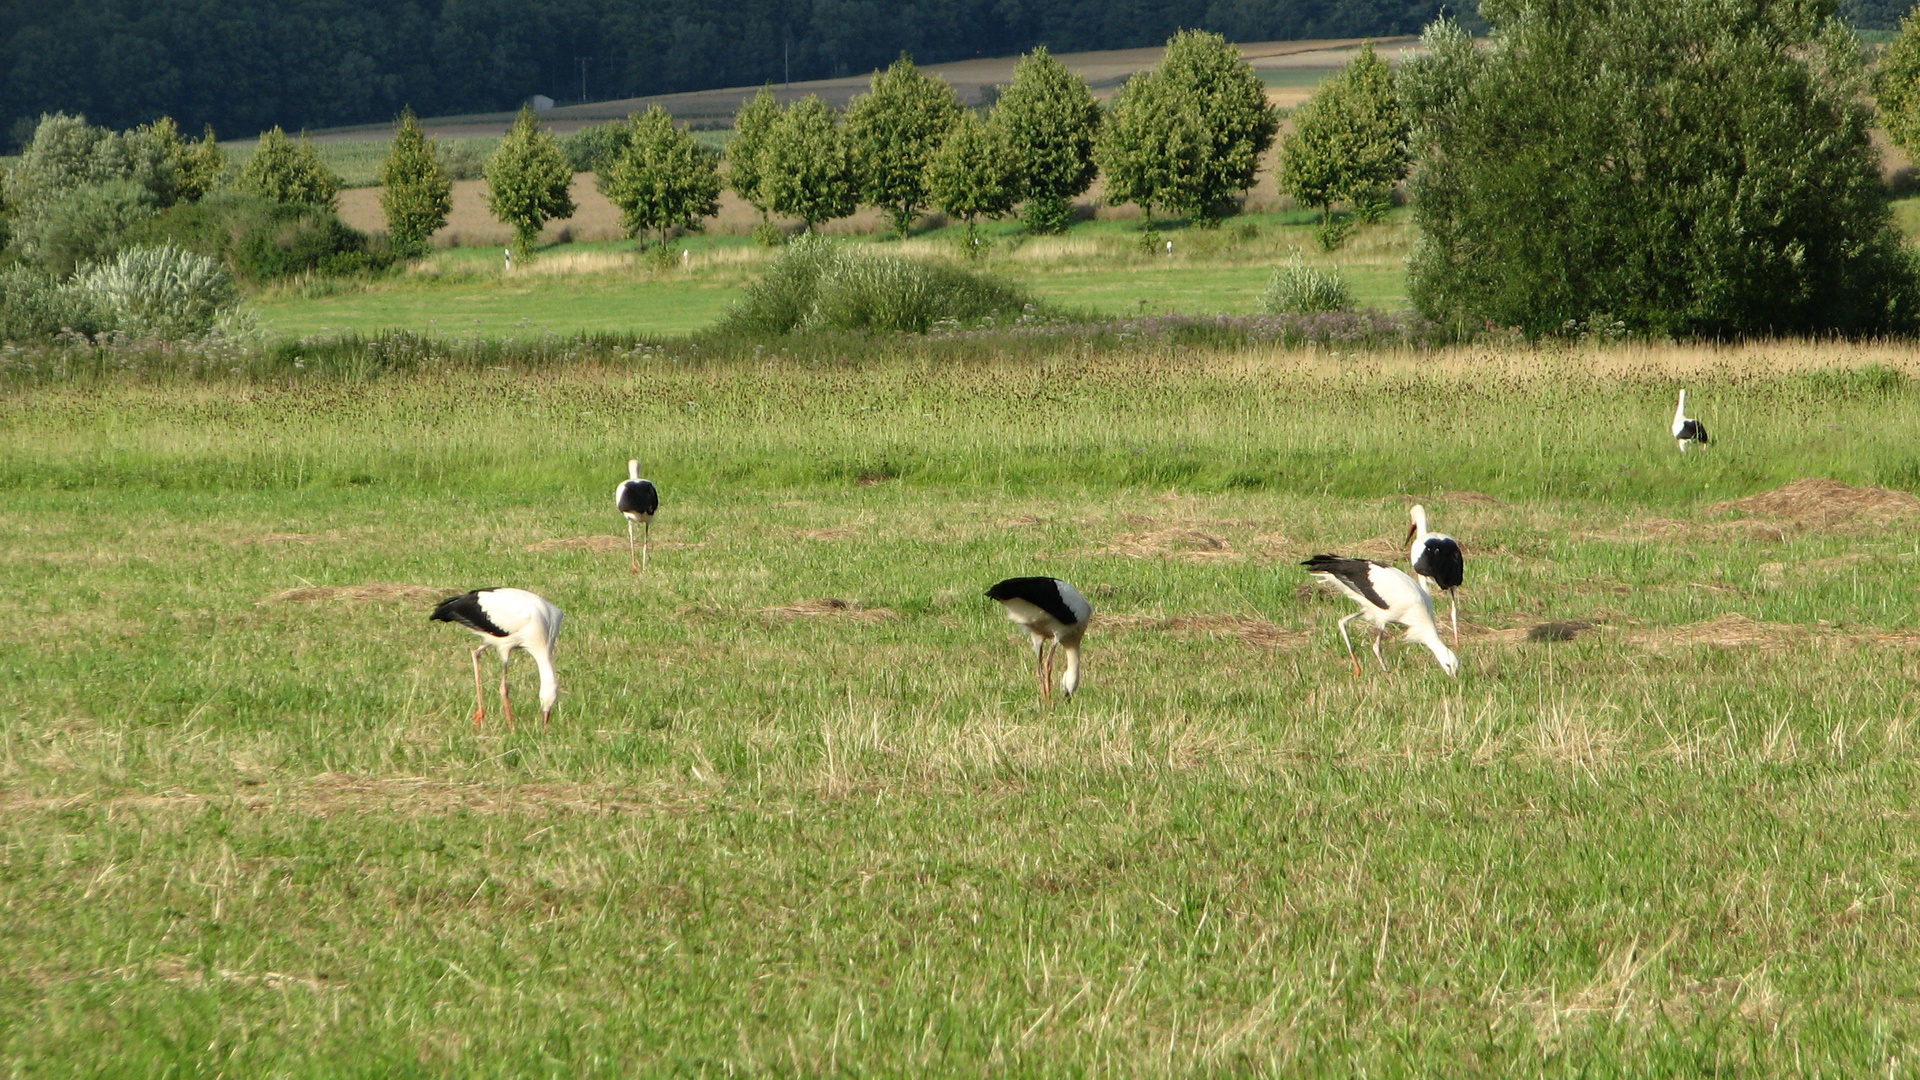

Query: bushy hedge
left=0, top=266, right=106, bottom=341
left=722, top=234, right=1035, bottom=334
left=1261, top=256, right=1353, bottom=314
left=77, top=244, right=242, bottom=339
left=124, top=193, right=395, bottom=282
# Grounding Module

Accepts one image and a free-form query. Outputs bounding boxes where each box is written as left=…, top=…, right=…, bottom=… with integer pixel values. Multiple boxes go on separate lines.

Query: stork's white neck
left=530, top=642, right=558, bottom=713
left=628, top=459, right=642, bottom=481
left=1675, top=389, right=1688, bottom=419
left=1410, top=504, right=1430, bottom=539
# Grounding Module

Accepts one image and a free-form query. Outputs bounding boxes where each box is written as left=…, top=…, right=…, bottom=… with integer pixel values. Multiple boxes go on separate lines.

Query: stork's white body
left=429, top=587, right=563, bottom=729
left=1672, top=389, right=1709, bottom=452
left=1407, top=504, right=1464, bottom=646
left=986, top=577, right=1093, bottom=700
left=1302, top=555, right=1458, bottom=678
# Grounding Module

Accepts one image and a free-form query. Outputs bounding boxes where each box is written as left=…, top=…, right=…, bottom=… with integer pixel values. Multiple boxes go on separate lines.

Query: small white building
left=529, top=94, right=555, bottom=111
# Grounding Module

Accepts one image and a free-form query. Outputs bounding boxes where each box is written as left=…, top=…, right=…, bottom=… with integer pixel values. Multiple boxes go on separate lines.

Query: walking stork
left=985, top=576, right=1092, bottom=701
left=615, top=460, right=659, bottom=573
left=1301, top=555, right=1458, bottom=678
left=1672, top=389, right=1709, bottom=452
left=430, top=588, right=563, bottom=730
left=1407, top=504, right=1464, bottom=646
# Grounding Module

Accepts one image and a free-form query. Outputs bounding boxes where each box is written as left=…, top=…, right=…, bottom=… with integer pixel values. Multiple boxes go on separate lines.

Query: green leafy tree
left=993, top=45, right=1101, bottom=234
left=928, top=111, right=1020, bottom=254
left=1095, top=68, right=1209, bottom=230
left=728, top=87, right=782, bottom=220
left=1278, top=42, right=1410, bottom=247
left=600, top=106, right=723, bottom=247
left=380, top=108, right=453, bottom=255
left=1154, top=30, right=1280, bottom=225
left=1403, top=7, right=1917, bottom=337
left=762, top=95, right=856, bottom=232
left=484, top=106, right=576, bottom=256
left=4, top=113, right=178, bottom=215
left=176, top=125, right=228, bottom=202
left=845, top=55, right=964, bottom=237
left=1876, top=5, right=1920, bottom=155
left=240, top=126, right=339, bottom=208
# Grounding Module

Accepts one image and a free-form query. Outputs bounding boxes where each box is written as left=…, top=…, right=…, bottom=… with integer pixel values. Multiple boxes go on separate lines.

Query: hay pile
left=259, top=583, right=447, bottom=605
left=1710, top=478, right=1920, bottom=530
left=1099, top=528, right=1237, bottom=561
left=759, top=598, right=895, bottom=622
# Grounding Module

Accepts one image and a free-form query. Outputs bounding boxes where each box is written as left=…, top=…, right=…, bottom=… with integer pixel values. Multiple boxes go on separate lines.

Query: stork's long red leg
left=499, top=654, right=515, bottom=733
left=470, top=647, right=488, bottom=728
left=628, top=520, right=639, bottom=574
left=1043, top=644, right=1056, bottom=703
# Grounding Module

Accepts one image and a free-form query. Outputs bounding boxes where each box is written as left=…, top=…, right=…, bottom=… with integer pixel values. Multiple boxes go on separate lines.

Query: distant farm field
left=7, top=339, right=1920, bottom=1073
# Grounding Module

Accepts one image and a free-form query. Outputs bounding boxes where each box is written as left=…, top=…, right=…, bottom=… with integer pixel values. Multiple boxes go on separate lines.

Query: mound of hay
left=1440, top=491, right=1506, bottom=507
left=1710, top=478, right=1920, bottom=529
left=234, top=532, right=326, bottom=545
left=259, top=583, right=447, bottom=605
left=1099, top=528, right=1236, bottom=561
left=1630, top=613, right=1806, bottom=650
left=796, top=526, right=861, bottom=541
left=1099, top=612, right=1311, bottom=649
left=1528, top=620, right=1595, bottom=643
left=760, top=598, right=894, bottom=622
left=525, top=536, right=705, bottom=553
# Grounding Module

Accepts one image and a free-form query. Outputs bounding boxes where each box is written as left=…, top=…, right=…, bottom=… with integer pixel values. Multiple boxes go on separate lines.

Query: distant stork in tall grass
left=1302, top=555, right=1458, bottom=679
left=616, top=460, right=659, bottom=573
left=1672, top=389, right=1709, bottom=452
left=1407, top=504, right=1464, bottom=647
left=430, top=588, right=563, bottom=730
left=986, top=577, right=1092, bottom=702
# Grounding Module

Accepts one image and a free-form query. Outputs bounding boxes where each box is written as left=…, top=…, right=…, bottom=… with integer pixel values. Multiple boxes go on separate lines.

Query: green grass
left=249, top=210, right=1414, bottom=339
left=6, top=341, right=1920, bottom=1073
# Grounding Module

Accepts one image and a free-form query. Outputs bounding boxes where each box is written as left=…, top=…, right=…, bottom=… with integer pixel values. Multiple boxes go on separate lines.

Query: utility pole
left=577, top=56, right=592, bottom=103
left=784, top=37, right=790, bottom=87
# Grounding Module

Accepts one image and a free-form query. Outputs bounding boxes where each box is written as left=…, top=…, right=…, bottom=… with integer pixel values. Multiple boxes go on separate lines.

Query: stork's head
left=1407, top=503, right=1429, bottom=544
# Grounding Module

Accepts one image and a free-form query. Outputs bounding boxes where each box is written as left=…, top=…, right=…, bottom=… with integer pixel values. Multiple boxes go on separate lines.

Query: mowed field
left=7, top=339, right=1920, bottom=1072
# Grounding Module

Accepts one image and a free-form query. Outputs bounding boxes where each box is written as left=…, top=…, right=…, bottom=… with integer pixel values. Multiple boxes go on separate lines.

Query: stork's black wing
left=1300, top=555, right=1390, bottom=610
left=430, top=590, right=509, bottom=637
left=1681, top=420, right=1708, bottom=444
left=986, top=576, right=1081, bottom=627
left=617, top=479, right=659, bottom=516
left=1413, top=537, right=1464, bottom=591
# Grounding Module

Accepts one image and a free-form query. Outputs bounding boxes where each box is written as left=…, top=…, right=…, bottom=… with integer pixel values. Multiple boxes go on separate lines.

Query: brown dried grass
left=1098, top=528, right=1237, bottom=561
left=1709, top=478, right=1920, bottom=529
left=233, top=532, right=330, bottom=545
left=257, top=583, right=448, bottom=605
left=524, top=535, right=705, bottom=553
left=759, top=598, right=895, bottom=623
left=1628, top=613, right=1807, bottom=651
left=1100, top=612, right=1312, bottom=650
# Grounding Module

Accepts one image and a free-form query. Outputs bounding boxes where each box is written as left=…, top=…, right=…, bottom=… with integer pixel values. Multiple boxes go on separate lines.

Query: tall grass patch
left=721, top=234, right=1036, bottom=334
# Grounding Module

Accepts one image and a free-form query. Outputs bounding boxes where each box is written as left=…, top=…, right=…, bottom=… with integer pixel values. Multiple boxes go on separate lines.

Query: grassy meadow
left=6, top=336, right=1920, bottom=1074
left=251, top=209, right=1413, bottom=340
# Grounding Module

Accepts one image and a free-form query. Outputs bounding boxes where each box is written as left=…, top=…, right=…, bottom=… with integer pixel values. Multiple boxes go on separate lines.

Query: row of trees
left=0, top=0, right=1467, bottom=138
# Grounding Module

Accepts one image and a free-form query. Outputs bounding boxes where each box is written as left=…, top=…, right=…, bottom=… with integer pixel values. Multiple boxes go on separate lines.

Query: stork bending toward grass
left=430, top=588, right=563, bottom=730
left=1407, top=504, right=1464, bottom=647
left=1302, top=555, right=1458, bottom=678
left=616, top=460, right=659, bottom=573
left=1672, top=389, right=1709, bottom=452
left=986, top=577, right=1092, bottom=702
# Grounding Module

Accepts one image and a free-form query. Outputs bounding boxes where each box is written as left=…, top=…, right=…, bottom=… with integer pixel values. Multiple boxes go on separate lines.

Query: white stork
left=985, top=576, right=1092, bottom=701
left=1672, top=389, right=1709, bottom=452
left=1407, top=504, right=1464, bottom=647
left=615, top=460, right=659, bottom=573
left=1302, top=555, right=1458, bottom=678
left=430, top=588, right=563, bottom=730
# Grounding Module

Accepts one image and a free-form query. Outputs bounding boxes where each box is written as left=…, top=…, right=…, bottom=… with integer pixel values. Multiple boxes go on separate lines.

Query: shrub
left=3, top=113, right=179, bottom=217
left=0, top=265, right=103, bottom=342
left=1403, top=8, right=1920, bottom=337
left=240, top=127, right=340, bottom=208
left=1261, top=256, right=1354, bottom=313
left=125, top=192, right=393, bottom=282
left=18, top=180, right=160, bottom=276
left=437, top=142, right=487, bottom=181
left=721, top=234, right=1034, bottom=335
left=561, top=120, right=632, bottom=173
left=73, top=244, right=240, bottom=338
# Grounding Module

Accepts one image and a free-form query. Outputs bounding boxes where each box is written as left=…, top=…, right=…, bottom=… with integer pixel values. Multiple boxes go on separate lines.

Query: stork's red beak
left=1405, top=523, right=1418, bottom=543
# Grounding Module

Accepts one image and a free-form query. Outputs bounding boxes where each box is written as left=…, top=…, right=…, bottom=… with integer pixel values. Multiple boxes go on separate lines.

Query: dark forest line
left=0, top=0, right=1901, bottom=144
